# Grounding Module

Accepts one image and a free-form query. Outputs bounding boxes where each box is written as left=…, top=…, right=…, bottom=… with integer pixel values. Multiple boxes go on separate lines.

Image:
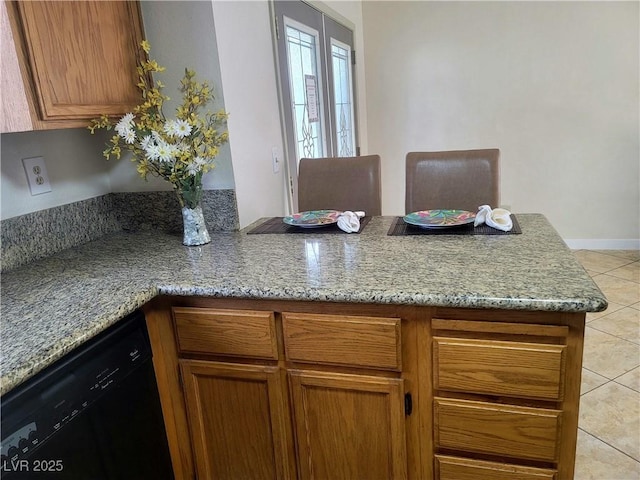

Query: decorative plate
left=283, top=210, right=342, bottom=228
left=403, top=209, right=476, bottom=228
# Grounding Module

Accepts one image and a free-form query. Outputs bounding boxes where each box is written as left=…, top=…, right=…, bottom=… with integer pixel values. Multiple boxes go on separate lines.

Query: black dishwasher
left=1, top=310, right=174, bottom=479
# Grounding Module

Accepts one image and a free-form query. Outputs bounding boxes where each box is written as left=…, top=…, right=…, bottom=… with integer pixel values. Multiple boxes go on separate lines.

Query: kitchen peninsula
left=1, top=214, right=606, bottom=479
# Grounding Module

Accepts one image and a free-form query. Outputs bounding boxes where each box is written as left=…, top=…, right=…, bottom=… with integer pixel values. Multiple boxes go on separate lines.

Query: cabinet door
left=12, top=1, right=144, bottom=123
left=289, top=370, right=407, bottom=480
left=180, top=360, right=295, bottom=480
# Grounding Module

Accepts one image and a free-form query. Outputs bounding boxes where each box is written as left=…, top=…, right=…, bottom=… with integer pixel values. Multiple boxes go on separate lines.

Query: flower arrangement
left=88, top=41, right=229, bottom=211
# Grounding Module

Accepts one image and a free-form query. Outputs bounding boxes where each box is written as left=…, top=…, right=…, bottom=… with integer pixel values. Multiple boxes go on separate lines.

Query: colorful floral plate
left=283, top=210, right=342, bottom=228
left=403, top=209, right=476, bottom=229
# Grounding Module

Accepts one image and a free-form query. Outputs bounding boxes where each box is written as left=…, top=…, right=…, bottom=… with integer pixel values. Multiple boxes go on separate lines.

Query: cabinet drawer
left=173, top=307, right=278, bottom=360
left=435, top=455, right=556, bottom=480
left=434, top=397, right=561, bottom=462
left=433, top=337, right=565, bottom=400
left=282, top=313, right=401, bottom=370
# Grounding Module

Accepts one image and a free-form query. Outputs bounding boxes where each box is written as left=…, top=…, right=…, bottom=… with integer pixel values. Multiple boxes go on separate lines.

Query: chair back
left=405, top=149, right=499, bottom=213
left=298, top=155, right=382, bottom=215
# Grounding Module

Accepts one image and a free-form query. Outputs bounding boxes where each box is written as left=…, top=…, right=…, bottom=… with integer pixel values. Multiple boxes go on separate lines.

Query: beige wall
left=363, top=1, right=639, bottom=247
left=1, top=129, right=111, bottom=219
left=109, top=0, right=235, bottom=193
left=211, top=0, right=287, bottom=228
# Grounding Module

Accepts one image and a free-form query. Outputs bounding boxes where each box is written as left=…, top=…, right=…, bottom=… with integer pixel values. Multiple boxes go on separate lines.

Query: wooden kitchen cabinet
left=143, top=297, right=584, bottom=480
left=283, top=312, right=407, bottom=479
left=430, top=315, right=580, bottom=479
left=289, top=370, right=407, bottom=480
left=174, top=306, right=295, bottom=479
left=180, top=360, right=294, bottom=480
left=2, top=0, right=145, bottom=132
left=148, top=301, right=413, bottom=480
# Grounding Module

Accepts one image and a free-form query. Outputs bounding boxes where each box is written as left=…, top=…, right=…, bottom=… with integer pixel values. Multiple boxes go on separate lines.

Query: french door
left=273, top=0, right=358, bottom=211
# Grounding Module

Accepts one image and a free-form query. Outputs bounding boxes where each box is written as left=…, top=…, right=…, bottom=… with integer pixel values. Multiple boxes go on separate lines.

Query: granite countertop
left=0, top=214, right=607, bottom=395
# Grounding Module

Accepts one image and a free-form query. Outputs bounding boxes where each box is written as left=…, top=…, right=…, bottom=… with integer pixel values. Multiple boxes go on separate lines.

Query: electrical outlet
left=22, top=156, right=51, bottom=195
left=272, top=147, right=281, bottom=174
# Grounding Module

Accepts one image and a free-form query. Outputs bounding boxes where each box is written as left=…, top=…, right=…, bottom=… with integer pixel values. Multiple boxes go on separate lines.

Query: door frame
left=269, top=0, right=359, bottom=214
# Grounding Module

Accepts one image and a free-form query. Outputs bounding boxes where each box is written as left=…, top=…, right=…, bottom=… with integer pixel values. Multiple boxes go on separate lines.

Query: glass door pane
left=324, top=14, right=357, bottom=159
left=330, top=39, right=355, bottom=157
left=284, top=20, right=326, bottom=159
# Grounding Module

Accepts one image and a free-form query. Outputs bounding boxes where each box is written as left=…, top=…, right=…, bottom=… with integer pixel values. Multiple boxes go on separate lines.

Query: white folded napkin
left=337, top=211, right=365, bottom=233
left=474, top=205, right=513, bottom=232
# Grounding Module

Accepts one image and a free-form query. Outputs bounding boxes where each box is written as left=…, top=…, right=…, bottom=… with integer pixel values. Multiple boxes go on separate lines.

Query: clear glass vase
left=181, top=203, right=210, bottom=246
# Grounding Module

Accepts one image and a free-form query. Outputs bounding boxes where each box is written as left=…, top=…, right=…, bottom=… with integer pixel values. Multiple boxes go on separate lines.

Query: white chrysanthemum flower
left=145, top=144, right=160, bottom=161
left=164, top=119, right=193, bottom=139
left=194, top=156, right=208, bottom=168
left=115, top=113, right=134, bottom=137
left=157, top=142, right=174, bottom=163
left=186, top=162, right=201, bottom=176
left=123, top=129, right=136, bottom=144
left=140, top=135, right=154, bottom=150
left=174, top=119, right=192, bottom=138
left=163, top=120, right=177, bottom=137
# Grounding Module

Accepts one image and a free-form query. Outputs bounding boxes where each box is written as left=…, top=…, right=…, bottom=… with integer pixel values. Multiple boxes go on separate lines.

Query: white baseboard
left=564, top=239, right=640, bottom=250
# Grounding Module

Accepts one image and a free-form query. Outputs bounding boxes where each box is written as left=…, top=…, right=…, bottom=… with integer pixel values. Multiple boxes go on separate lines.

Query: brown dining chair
left=405, top=149, right=500, bottom=213
left=297, top=155, right=382, bottom=215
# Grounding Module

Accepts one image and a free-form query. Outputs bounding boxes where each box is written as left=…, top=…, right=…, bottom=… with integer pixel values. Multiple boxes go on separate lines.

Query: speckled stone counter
left=0, top=214, right=607, bottom=395
left=1, top=190, right=239, bottom=272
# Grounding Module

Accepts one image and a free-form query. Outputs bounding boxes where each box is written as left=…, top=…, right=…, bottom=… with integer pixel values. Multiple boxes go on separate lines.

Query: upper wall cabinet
left=1, top=1, right=146, bottom=133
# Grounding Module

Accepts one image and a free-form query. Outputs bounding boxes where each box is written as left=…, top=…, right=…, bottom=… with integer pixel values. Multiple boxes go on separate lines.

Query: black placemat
left=247, top=216, right=372, bottom=234
left=387, top=215, right=522, bottom=236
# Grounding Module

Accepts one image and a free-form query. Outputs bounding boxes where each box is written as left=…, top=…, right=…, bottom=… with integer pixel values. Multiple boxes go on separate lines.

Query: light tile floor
left=573, top=249, right=640, bottom=480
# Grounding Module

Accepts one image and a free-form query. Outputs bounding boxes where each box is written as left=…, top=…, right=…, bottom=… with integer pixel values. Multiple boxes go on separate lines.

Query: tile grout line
left=589, top=270, right=640, bottom=283
left=578, top=427, right=640, bottom=464
left=588, top=250, right=640, bottom=262
left=612, top=378, right=640, bottom=394
left=586, top=323, right=640, bottom=346
left=609, top=368, right=640, bottom=385
left=578, top=248, right=640, bottom=259
left=582, top=365, right=640, bottom=384
left=573, top=251, right=639, bottom=275
left=581, top=374, right=640, bottom=395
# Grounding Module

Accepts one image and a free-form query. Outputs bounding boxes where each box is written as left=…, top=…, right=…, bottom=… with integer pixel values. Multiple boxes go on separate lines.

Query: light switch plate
left=22, top=156, right=52, bottom=195
left=272, top=147, right=281, bottom=174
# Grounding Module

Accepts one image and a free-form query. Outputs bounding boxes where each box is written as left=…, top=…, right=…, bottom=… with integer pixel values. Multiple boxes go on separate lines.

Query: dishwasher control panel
left=1, top=423, right=38, bottom=463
